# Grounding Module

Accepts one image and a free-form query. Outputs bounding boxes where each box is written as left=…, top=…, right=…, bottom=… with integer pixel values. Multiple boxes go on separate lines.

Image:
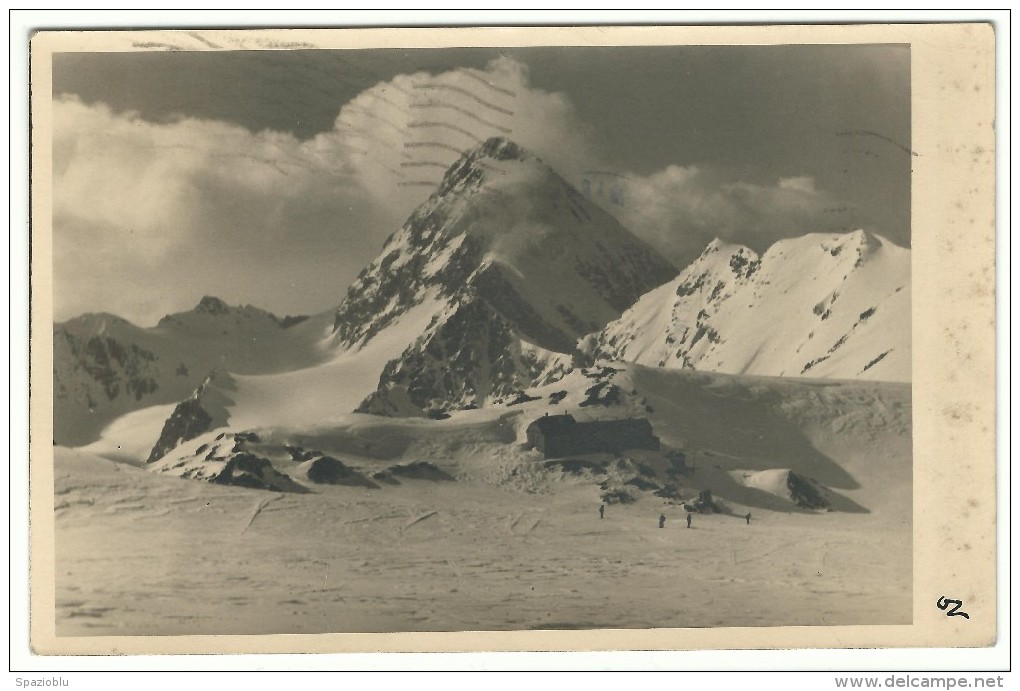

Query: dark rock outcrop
left=787, top=471, right=831, bottom=510
left=372, top=461, right=455, bottom=484
left=157, top=431, right=308, bottom=493
left=145, top=373, right=220, bottom=464
left=600, top=488, right=635, bottom=505
left=305, top=456, right=378, bottom=488
left=210, top=452, right=309, bottom=493
left=356, top=299, right=548, bottom=416
left=386, top=461, right=454, bottom=482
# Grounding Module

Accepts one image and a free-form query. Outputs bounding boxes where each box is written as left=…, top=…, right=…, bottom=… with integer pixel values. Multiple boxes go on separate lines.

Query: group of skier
left=599, top=504, right=752, bottom=528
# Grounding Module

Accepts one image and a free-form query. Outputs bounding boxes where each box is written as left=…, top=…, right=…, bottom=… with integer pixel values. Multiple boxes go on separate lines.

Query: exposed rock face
left=146, top=398, right=213, bottom=464
left=210, top=452, right=308, bottom=493
left=333, top=137, right=676, bottom=416
left=54, top=315, right=165, bottom=446
left=305, top=456, right=378, bottom=488
left=355, top=299, right=550, bottom=416
left=56, top=326, right=161, bottom=404
left=145, top=373, right=226, bottom=464
left=786, top=471, right=831, bottom=510
left=54, top=297, right=319, bottom=446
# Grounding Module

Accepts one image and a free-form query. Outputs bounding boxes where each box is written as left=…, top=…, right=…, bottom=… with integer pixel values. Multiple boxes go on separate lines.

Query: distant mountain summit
left=156, top=295, right=309, bottom=332
left=193, top=295, right=232, bottom=315
left=588, top=230, right=910, bottom=382
left=334, top=137, right=678, bottom=416
left=54, top=297, right=325, bottom=445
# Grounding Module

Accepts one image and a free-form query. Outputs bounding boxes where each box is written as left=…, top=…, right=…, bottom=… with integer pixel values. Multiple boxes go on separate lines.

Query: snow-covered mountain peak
left=764, top=229, right=897, bottom=267
left=701, top=237, right=753, bottom=258
left=331, top=139, right=676, bottom=354
left=478, top=136, right=528, bottom=161
left=435, top=137, right=535, bottom=198
left=592, top=231, right=910, bottom=382
left=329, top=138, right=676, bottom=417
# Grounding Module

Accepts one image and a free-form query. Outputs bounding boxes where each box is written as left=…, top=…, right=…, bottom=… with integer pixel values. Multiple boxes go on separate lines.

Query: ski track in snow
left=402, top=510, right=439, bottom=531
left=241, top=494, right=281, bottom=535
left=54, top=440, right=911, bottom=636
left=52, top=314, right=911, bottom=636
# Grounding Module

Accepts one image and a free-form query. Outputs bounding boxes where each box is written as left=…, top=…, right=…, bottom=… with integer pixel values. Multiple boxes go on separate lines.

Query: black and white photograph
left=26, top=24, right=997, bottom=656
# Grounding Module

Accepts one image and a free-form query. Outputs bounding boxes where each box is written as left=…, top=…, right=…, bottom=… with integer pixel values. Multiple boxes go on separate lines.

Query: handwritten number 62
left=937, top=596, right=970, bottom=619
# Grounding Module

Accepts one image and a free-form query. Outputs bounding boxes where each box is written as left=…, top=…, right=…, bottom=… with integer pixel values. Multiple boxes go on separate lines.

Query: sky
left=51, top=44, right=910, bottom=325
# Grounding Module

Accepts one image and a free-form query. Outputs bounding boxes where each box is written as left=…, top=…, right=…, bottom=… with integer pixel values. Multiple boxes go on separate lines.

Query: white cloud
left=604, top=166, right=839, bottom=268
left=778, top=176, right=817, bottom=194
left=52, top=57, right=849, bottom=324
left=52, top=95, right=383, bottom=324
left=52, top=58, right=599, bottom=325
left=308, top=56, right=597, bottom=215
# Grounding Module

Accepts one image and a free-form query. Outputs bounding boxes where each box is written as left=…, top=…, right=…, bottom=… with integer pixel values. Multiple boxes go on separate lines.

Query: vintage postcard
left=27, top=23, right=996, bottom=656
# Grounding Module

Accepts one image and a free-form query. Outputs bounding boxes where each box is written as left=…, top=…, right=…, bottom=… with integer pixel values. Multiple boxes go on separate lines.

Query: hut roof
left=527, top=413, right=577, bottom=433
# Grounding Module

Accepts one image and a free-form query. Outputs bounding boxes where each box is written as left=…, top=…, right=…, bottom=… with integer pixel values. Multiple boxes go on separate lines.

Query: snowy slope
left=55, top=362, right=911, bottom=634
left=92, top=293, right=449, bottom=468
left=590, top=231, right=910, bottom=382
left=139, top=349, right=910, bottom=521
left=54, top=297, right=332, bottom=445
left=225, top=293, right=450, bottom=431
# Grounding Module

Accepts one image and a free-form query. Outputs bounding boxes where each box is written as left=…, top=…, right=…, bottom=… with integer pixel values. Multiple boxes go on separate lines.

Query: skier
left=658, top=513, right=666, bottom=529
left=745, top=512, right=752, bottom=525
left=686, top=512, right=693, bottom=529
left=599, top=504, right=605, bottom=519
